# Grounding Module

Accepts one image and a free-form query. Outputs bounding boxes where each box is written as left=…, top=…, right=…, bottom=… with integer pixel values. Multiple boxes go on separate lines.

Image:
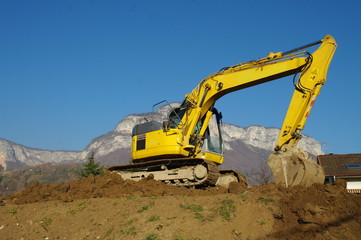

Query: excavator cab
left=132, top=103, right=224, bottom=165
left=189, top=107, right=224, bottom=164
left=200, top=112, right=223, bottom=155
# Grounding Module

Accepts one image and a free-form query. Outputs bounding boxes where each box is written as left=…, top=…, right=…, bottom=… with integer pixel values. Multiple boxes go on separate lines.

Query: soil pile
left=0, top=172, right=360, bottom=240
left=251, top=181, right=361, bottom=239
left=3, top=172, right=247, bottom=204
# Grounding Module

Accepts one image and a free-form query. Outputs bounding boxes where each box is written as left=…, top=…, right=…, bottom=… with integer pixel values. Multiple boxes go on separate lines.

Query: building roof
left=318, top=153, right=361, bottom=177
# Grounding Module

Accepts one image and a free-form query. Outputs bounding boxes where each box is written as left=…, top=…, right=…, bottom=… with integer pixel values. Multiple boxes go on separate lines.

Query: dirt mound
left=250, top=181, right=361, bottom=239
left=3, top=172, right=247, bottom=204
left=1, top=172, right=360, bottom=239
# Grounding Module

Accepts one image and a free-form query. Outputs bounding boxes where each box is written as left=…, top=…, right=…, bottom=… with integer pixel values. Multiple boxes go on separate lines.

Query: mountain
left=0, top=103, right=323, bottom=179
left=0, top=139, right=81, bottom=170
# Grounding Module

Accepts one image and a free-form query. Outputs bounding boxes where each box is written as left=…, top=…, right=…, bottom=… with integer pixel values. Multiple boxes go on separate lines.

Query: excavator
left=109, top=34, right=337, bottom=188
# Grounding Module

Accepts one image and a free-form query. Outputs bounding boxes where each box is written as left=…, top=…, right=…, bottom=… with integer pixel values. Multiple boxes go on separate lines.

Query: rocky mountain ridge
left=0, top=103, right=322, bottom=175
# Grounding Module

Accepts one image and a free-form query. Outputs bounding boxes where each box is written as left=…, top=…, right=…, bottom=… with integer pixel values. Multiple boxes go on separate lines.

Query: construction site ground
left=0, top=172, right=360, bottom=240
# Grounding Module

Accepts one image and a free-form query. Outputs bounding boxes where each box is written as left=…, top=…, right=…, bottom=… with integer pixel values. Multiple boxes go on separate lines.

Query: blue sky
left=1, top=0, right=360, bottom=154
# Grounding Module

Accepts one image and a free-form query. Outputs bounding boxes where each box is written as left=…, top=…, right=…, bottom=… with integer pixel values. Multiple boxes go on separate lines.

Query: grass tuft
left=145, top=233, right=160, bottom=240
left=146, top=215, right=160, bottom=222
left=239, top=192, right=249, bottom=200
left=180, top=204, right=203, bottom=212
left=257, top=218, right=267, bottom=225
left=138, top=201, right=155, bottom=213
left=219, top=199, right=236, bottom=221
left=257, top=197, right=275, bottom=205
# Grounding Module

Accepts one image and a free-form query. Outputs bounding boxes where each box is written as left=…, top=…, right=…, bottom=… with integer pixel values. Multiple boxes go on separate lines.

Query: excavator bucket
left=267, top=148, right=325, bottom=187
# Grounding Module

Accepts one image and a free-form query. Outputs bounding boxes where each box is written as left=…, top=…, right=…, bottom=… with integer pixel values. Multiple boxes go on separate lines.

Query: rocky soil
left=0, top=172, right=360, bottom=240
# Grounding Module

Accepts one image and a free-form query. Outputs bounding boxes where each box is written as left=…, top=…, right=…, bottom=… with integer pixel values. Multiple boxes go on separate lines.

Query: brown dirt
left=0, top=172, right=360, bottom=240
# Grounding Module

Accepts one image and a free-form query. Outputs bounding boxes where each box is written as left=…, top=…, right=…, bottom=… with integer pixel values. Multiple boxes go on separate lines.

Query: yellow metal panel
left=132, top=129, right=190, bottom=160
left=196, top=151, right=224, bottom=164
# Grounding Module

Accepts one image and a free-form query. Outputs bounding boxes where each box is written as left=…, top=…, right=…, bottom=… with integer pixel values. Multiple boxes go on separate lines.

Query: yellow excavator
left=109, top=35, right=337, bottom=188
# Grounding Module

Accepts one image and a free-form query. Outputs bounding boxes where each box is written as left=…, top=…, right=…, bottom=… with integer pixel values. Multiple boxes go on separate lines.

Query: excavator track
left=108, top=158, right=222, bottom=187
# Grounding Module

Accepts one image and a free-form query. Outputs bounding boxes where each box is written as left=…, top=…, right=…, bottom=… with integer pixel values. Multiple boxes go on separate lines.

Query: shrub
left=79, top=152, right=104, bottom=178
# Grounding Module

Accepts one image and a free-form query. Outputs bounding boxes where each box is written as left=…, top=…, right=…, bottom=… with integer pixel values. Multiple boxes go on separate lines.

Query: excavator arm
left=267, top=35, right=337, bottom=187
left=275, top=35, right=337, bottom=151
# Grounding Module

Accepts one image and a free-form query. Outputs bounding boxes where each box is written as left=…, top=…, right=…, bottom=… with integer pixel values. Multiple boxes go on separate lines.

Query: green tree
left=80, top=152, right=104, bottom=178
